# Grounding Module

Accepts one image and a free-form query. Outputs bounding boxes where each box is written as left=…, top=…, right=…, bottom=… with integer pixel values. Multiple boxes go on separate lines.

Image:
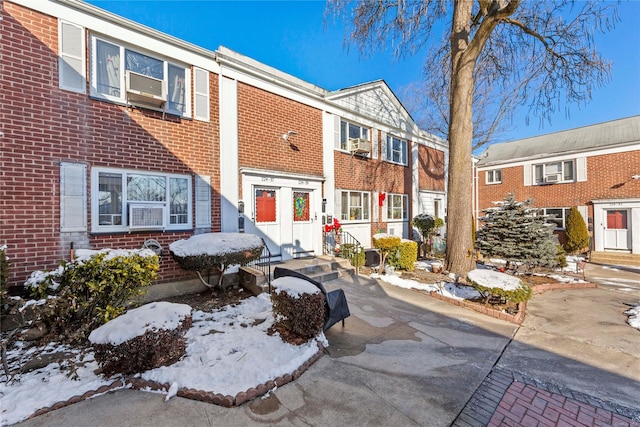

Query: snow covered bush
left=475, top=194, right=561, bottom=271
left=89, top=302, right=192, bottom=376
left=389, top=240, right=418, bottom=271
left=467, top=269, right=532, bottom=305
left=372, top=233, right=402, bottom=271
left=170, top=233, right=264, bottom=289
left=564, top=207, right=590, bottom=254
left=270, top=276, right=325, bottom=345
left=24, top=249, right=158, bottom=343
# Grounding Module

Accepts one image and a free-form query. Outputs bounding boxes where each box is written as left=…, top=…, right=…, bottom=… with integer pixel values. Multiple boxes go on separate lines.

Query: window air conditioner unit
left=129, top=204, right=165, bottom=230
left=125, top=70, right=166, bottom=109
left=544, top=173, right=561, bottom=183
left=349, top=138, right=371, bottom=154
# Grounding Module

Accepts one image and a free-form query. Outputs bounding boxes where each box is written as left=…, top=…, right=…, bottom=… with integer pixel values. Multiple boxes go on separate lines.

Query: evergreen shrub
left=271, top=290, right=325, bottom=344
left=340, top=243, right=365, bottom=268
left=564, top=207, right=590, bottom=254
left=475, top=194, right=560, bottom=270
left=24, top=249, right=158, bottom=343
left=0, top=244, right=14, bottom=317
left=389, top=240, right=418, bottom=271
left=469, top=278, right=532, bottom=304
left=0, top=245, right=8, bottom=289
left=372, top=234, right=402, bottom=270
left=92, top=312, right=192, bottom=376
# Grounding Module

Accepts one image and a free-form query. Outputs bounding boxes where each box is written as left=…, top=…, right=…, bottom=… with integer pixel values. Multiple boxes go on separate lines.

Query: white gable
left=328, top=82, right=413, bottom=132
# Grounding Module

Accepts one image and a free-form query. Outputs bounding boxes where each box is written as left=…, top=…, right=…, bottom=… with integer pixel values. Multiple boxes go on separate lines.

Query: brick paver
left=453, top=368, right=640, bottom=427
left=487, top=382, right=639, bottom=427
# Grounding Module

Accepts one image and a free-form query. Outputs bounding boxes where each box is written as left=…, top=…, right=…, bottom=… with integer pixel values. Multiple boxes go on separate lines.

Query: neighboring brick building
left=474, top=116, right=640, bottom=266
left=1, top=0, right=448, bottom=289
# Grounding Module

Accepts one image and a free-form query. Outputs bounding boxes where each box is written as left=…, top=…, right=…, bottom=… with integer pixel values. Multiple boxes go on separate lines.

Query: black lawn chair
left=273, top=267, right=350, bottom=332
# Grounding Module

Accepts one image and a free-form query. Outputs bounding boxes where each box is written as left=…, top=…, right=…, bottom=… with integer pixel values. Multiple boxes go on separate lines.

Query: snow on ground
left=626, top=305, right=640, bottom=331
left=371, top=272, right=481, bottom=300
left=467, top=269, right=523, bottom=291
left=0, top=293, right=323, bottom=426
left=0, top=343, right=116, bottom=426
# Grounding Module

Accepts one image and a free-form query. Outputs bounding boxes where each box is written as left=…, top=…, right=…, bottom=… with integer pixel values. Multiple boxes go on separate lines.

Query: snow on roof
left=272, top=276, right=321, bottom=298
left=467, top=269, right=523, bottom=291
left=88, top=302, right=192, bottom=345
left=169, top=233, right=263, bottom=257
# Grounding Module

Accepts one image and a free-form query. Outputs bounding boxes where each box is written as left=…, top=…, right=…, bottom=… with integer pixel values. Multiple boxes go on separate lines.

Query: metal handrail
left=322, top=229, right=363, bottom=274
left=247, top=237, right=272, bottom=293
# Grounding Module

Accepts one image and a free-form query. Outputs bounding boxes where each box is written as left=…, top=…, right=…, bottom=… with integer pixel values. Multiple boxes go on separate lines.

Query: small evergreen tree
left=564, top=206, right=590, bottom=254
left=475, top=194, right=560, bottom=270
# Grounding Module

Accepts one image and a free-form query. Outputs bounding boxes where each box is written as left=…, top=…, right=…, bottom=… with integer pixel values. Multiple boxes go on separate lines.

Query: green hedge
left=389, top=240, right=418, bottom=271
left=25, top=249, right=158, bottom=343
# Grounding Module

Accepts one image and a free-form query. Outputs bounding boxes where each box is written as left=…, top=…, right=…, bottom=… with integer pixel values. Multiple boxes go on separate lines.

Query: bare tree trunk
left=445, top=0, right=475, bottom=276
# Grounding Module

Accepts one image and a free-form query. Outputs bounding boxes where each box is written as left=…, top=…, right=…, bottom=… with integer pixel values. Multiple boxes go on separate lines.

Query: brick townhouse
left=474, top=116, right=640, bottom=266
left=1, top=0, right=448, bottom=289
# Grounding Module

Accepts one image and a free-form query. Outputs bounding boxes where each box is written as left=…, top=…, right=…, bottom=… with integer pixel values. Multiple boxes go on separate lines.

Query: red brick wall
left=334, top=130, right=414, bottom=235
left=236, top=82, right=323, bottom=197
left=1, top=3, right=220, bottom=288
left=478, top=150, right=640, bottom=211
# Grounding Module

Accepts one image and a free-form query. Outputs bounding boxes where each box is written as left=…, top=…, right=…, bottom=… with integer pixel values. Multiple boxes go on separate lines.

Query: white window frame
left=339, top=190, right=370, bottom=222
left=384, top=193, right=409, bottom=221
left=534, top=160, right=574, bottom=184
left=339, top=120, right=369, bottom=152
left=385, top=135, right=408, bottom=166
left=540, top=207, right=570, bottom=229
left=89, top=34, right=192, bottom=118
left=486, top=169, right=502, bottom=184
left=91, top=167, right=192, bottom=233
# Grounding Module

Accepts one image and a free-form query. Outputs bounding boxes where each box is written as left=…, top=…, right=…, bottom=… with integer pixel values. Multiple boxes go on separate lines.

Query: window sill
left=88, top=95, right=192, bottom=120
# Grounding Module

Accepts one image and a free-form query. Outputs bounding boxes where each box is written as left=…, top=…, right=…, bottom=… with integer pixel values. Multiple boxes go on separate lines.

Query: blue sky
left=87, top=0, right=640, bottom=143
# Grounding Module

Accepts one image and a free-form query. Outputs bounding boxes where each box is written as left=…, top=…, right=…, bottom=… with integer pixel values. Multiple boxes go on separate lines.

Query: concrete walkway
left=14, top=266, right=640, bottom=427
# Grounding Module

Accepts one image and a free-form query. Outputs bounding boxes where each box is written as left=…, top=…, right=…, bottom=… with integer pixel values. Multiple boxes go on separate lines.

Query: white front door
left=604, top=209, right=630, bottom=250
left=242, top=171, right=323, bottom=260
left=249, top=186, right=281, bottom=257
left=289, top=190, right=315, bottom=258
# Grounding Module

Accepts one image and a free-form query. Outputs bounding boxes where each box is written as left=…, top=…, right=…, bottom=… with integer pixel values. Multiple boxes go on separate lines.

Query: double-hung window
left=386, top=193, right=408, bottom=221
left=90, top=36, right=190, bottom=117
left=385, top=135, right=407, bottom=165
left=535, top=161, right=574, bottom=184
left=339, top=120, right=369, bottom=151
left=486, top=169, right=502, bottom=184
left=92, top=167, right=192, bottom=232
left=340, top=191, right=370, bottom=221
left=541, top=207, right=570, bottom=229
